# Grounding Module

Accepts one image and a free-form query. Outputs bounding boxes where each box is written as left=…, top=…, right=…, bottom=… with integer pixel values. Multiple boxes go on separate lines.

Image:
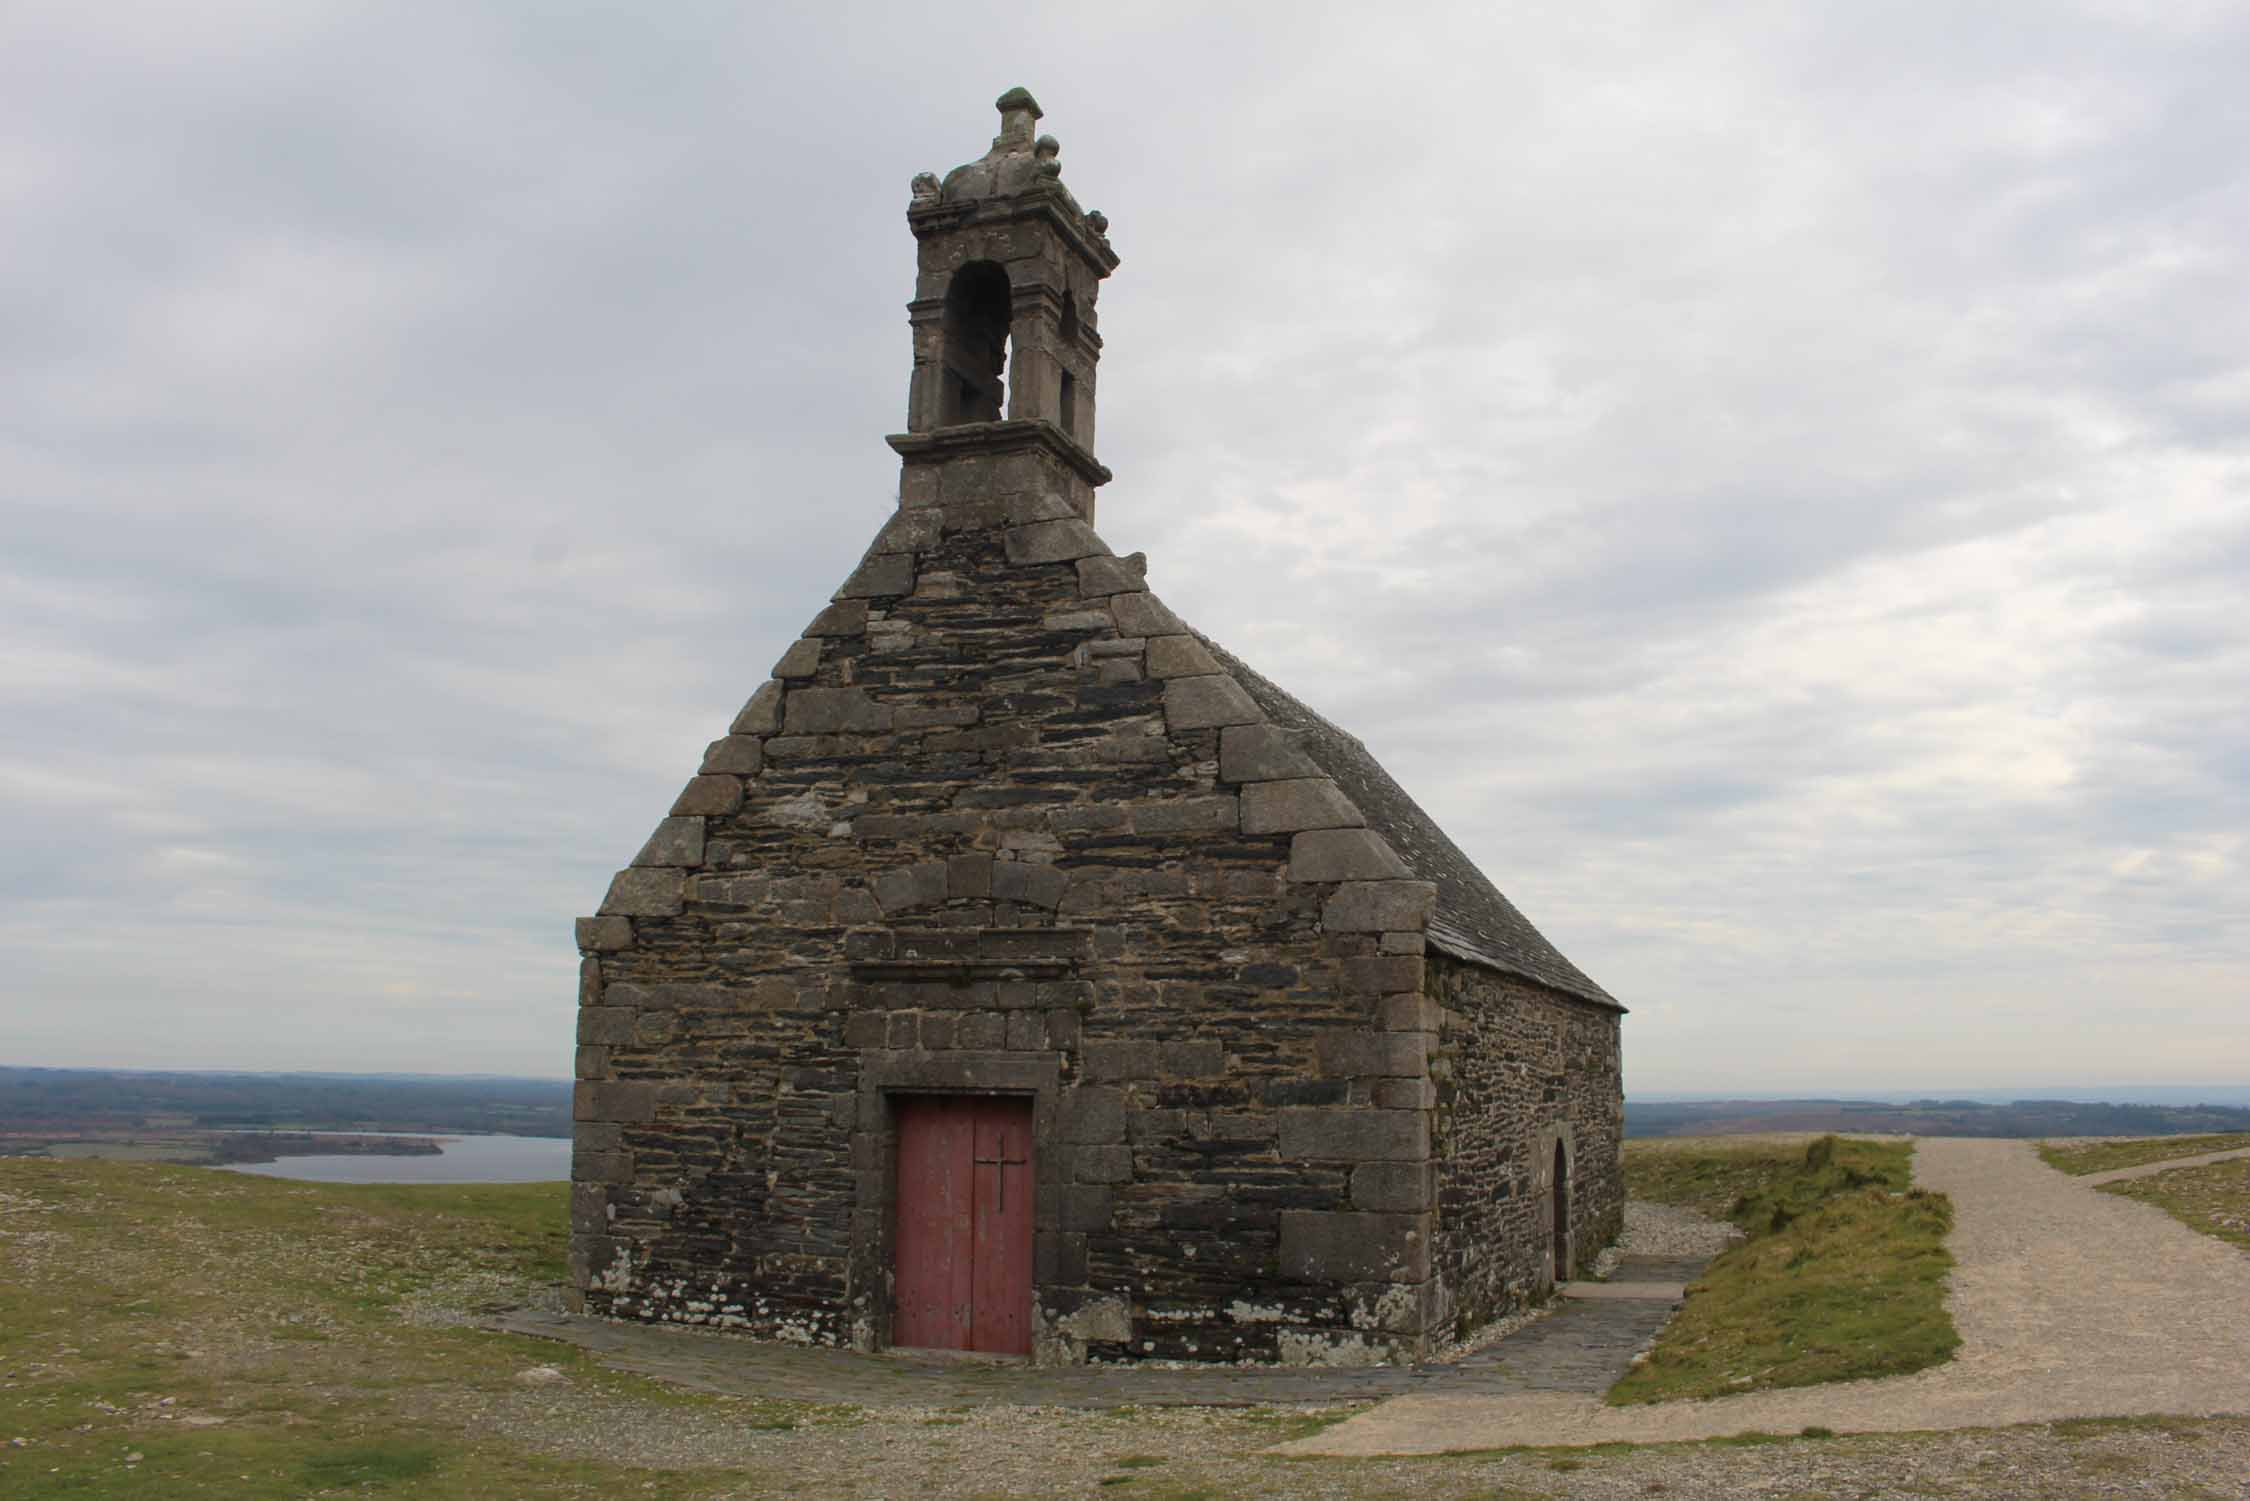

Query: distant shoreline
left=1627, top=1096, right=2250, bottom=1139
left=206, top=1131, right=446, bottom=1166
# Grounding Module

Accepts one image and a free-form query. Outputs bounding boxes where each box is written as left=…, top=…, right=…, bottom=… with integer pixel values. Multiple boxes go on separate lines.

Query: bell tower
left=889, top=88, right=1119, bottom=523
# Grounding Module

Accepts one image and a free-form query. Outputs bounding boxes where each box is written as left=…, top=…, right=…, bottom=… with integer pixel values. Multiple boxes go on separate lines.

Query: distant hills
left=1628, top=1097, right=2250, bottom=1139
left=10, top=1065, right=2246, bottom=1146
left=0, top=1066, right=570, bottom=1140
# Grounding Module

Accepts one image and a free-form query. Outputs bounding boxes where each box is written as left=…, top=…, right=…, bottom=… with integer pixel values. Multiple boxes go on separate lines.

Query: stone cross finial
left=994, top=86, right=1043, bottom=149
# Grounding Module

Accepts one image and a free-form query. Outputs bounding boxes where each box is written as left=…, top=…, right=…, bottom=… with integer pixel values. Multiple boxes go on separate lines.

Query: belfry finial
left=994, top=86, right=1044, bottom=143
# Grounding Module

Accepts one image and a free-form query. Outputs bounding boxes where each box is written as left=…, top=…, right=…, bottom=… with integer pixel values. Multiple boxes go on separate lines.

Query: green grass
left=17, top=1155, right=2239, bottom=1496
left=1238, top=1405, right=1364, bottom=1443
left=2035, top=1133, right=2250, bottom=1176
left=1608, top=1136, right=1960, bottom=1404
left=299, top=1441, right=442, bottom=1487
left=2098, top=1156, right=2250, bottom=1254
left=0, top=1158, right=741, bottom=1499
left=1624, top=1135, right=1840, bottom=1220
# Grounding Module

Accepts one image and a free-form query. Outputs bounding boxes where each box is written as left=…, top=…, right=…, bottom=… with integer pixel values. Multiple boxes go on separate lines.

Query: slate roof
left=1200, top=636, right=1623, bottom=1012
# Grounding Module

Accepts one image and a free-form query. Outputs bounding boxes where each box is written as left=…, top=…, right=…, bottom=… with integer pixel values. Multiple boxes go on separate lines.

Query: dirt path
left=1283, top=1136, right=2250, bottom=1455
left=2082, top=1143, right=2250, bottom=1186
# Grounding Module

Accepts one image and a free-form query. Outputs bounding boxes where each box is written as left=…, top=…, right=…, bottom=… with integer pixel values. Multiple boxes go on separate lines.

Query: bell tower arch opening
left=939, top=261, right=1011, bottom=426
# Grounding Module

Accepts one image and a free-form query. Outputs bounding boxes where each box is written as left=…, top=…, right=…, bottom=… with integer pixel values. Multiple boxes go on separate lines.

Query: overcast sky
left=6, top=1, right=2246, bottom=1094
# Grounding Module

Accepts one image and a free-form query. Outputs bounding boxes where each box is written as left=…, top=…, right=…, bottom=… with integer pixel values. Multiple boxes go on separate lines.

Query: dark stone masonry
left=570, top=88, right=1625, bottom=1366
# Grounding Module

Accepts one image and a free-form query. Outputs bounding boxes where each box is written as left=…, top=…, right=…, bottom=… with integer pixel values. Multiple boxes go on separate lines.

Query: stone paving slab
left=1565, top=1281, right=1686, bottom=1301
left=1438, top=1295, right=1686, bottom=1395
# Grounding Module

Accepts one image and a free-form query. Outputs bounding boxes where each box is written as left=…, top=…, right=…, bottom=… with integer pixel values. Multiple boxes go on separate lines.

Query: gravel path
left=2082, top=1143, right=2250, bottom=1186
left=1284, top=1136, right=2250, bottom=1455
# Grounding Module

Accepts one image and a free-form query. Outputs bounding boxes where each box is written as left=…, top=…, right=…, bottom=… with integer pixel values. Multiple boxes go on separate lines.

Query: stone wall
left=1426, top=953, right=1626, bottom=1340
left=572, top=439, right=1450, bottom=1366
left=570, top=88, right=1625, bottom=1367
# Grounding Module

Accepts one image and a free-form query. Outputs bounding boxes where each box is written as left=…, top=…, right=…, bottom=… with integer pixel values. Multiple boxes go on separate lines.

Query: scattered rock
left=516, top=1365, right=568, bottom=1387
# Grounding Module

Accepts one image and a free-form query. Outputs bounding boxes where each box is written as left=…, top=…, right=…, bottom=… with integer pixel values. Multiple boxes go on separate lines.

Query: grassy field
left=1623, top=1133, right=1846, bottom=1220
left=2036, top=1133, right=2250, bottom=1176
left=1609, top=1136, right=1960, bottom=1405
left=6, top=1156, right=2245, bottom=1498
left=0, top=1158, right=739, bottom=1498
left=2099, top=1157, right=2250, bottom=1255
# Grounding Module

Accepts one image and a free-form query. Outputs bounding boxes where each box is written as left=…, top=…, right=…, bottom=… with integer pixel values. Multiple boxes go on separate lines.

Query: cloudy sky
left=6, top=1, right=2246, bottom=1094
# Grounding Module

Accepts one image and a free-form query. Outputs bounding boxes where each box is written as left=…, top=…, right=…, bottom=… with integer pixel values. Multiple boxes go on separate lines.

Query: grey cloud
left=3, top=1, right=2245, bottom=1085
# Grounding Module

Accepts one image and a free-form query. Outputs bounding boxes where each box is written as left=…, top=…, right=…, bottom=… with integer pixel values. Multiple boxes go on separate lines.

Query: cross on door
left=974, top=1126, right=1029, bottom=1211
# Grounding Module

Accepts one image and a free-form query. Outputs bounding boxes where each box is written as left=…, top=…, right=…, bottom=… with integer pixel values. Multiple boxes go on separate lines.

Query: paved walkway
left=491, top=1252, right=1706, bottom=1412
left=1283, top=1137, right=2250, bottom=1455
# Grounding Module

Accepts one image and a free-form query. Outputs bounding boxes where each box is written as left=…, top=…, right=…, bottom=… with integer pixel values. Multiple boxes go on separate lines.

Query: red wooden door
left=893, top=1096, right=1033, bottom=1355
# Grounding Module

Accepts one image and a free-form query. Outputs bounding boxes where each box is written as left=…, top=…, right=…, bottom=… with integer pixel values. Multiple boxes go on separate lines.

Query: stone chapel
left=570, top=88, right=1626, bottom=1366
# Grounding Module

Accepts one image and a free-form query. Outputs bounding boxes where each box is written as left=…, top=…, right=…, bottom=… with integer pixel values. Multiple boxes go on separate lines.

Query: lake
left=220, top=1132, right=570, bottom=1184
